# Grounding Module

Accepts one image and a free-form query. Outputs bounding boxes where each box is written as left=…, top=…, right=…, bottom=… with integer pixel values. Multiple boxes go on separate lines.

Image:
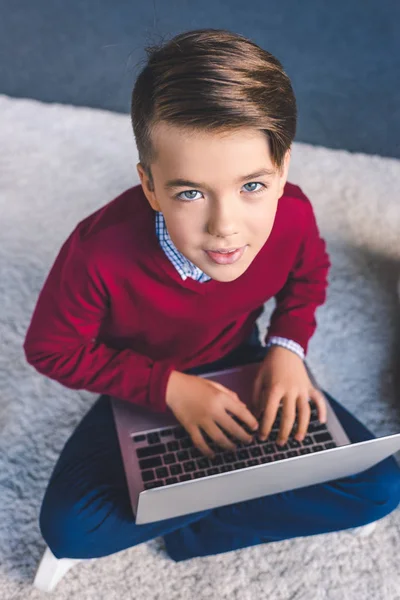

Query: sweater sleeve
left=265, top=199, right=331, bottom=355
left=23, top=231, right=175, bottom=412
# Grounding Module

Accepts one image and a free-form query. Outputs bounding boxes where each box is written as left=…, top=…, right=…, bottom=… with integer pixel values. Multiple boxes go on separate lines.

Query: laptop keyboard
left=132, top=403, right=337, bottom=490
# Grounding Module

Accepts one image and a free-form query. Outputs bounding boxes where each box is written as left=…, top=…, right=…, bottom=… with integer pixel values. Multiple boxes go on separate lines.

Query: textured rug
left=1, top=93, right=400, bottom=600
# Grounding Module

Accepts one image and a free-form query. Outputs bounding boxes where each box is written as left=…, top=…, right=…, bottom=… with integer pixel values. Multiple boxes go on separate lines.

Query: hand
left=251, top=346, right=327, bottom=446
left=166, top=370, right=259, bottom=457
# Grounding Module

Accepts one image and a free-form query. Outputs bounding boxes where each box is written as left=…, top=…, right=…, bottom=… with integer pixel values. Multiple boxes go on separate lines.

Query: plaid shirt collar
left=155, top=211, right=211, bottom=282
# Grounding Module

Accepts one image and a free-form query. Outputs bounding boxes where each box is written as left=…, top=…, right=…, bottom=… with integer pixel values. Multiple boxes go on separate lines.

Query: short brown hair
left=131, top=28, right=297, bottom=184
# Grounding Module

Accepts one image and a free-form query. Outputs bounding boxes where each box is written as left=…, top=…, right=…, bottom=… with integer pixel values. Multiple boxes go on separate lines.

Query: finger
left=310, top=388, right=327, bottom=423
left=294, top=396, right=311, bottom=441
left=229, top=399, right=259, bottom=433
left=259, top=387, right=282, bottom=440
left=204, top=421, right=236, bottom=452
left=190, top=427, right=214, bottom=457
left=217, top=412, right=255, bottom=444
left=277, top=393, right=297, bottom=445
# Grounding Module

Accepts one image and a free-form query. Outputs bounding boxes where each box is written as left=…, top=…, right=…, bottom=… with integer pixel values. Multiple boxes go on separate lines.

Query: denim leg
left=164, top=388, right=400, bottom=561
left=39, top=394, right=213, bottom=559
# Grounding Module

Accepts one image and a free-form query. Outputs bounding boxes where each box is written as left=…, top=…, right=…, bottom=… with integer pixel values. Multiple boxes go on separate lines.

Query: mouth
left=205, top=245, right=247, bottom=265
left=208, top=247, right=241, bottom=253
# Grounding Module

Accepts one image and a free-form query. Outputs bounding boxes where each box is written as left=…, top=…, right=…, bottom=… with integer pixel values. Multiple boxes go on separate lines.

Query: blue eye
left=176, top=182, right=267, bottom=202
left=177, top=190, right=202, bottom=201
left=242, top=182, right=266, bottom=194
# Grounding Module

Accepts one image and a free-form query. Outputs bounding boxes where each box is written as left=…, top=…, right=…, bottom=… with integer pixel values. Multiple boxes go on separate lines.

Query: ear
left=277, top=148, right=291, bottom=197
left=136, top=163, right=162, bottom=212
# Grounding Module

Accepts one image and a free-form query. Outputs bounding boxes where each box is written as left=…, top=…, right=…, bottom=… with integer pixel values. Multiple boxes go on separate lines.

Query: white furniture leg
left=350, top=521, right=377, bottom=537
left=33, top=546, right=84, bottom=592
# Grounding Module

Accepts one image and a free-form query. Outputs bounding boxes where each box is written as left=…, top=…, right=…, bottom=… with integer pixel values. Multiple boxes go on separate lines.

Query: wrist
left=268, top=344, right=303, bottom=360
left=165, top=370, right=183, bottom=409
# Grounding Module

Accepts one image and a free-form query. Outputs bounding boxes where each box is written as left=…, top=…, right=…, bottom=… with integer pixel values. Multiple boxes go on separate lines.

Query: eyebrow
left=164, top=168, right=276, bottom=190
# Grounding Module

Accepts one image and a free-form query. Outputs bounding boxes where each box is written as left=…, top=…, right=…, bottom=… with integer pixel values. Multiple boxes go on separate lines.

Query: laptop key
left=170, top=464, right=182, bottom=475
left=287, top=450, right=298, bottom=457
left=288, top=439, right=301, bottom=448
left=193, top=471, right=206, bottom=479
left=326, top=442, right=336, bottom=449
left=314, top=432, right=333, bottom=444
left=160, top=429, right=173, bottom=437
left=155, top=467, right=168, bottom=478
left=313, top=445, right=324, bottom=452
left=234, top=461, right=246, bottom=470
left=183, top=461, right=196, bottom=472
left=299, top=447, right=312, bottom=454
left=137, top=444, right=166, bottom=459
left=210, top=455, right=223, bottom=466
left=247, top=459, right=259, bottom=466
left=180, top=438, right=192, bottom=449
left=167, top=441, right=179, bottom=452
left=147, top=432, right=161, bottom=444
left=197, top=457, right=210, bottom=469
left=262, top=444, right=275, bottom=454
left=163, top=453, right=176, bottom=465
left=303, top=436, right=313, bottom=446
left=309, top=422, right=327, bottom=433
left=250, top=447, right=262, bottom=457
left=139, top=456, right=162, bottom=470
left=237, top=449, right=250, bottom=460
left=207, top=467, right=220, bottom=475
left=177, top=450, right=190, bottom=462
left=223, top=452, right=236, bottom=463
left=144, top=481, right=164, bottom=490
left=132, top=434, right=146, bottom=442
left=166, top=477, right=178, bottom=485
left=179, top=474, right=192, bottom=481
left=274, top=453, right=285, bottom=461
left=190, top=447, right=202, bottom=459
left=141, top=470, right=155, bottom=482
left=260, top=456, right=273, bottom=463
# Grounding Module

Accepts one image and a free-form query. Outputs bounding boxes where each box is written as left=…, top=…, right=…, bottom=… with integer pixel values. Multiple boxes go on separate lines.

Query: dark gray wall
left=1, top=0, right=399, bottom=157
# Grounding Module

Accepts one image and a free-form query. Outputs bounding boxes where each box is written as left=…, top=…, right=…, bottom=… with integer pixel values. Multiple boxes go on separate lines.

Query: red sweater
left=23, top=182, right=331, bottom=412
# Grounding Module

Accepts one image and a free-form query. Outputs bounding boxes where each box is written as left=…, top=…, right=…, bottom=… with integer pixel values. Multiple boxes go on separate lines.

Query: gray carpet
left=1, top=93, right=400, bottom=599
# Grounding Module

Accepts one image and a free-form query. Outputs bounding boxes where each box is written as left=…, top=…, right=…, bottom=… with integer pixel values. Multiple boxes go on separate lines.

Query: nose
left=206, top=198, right=239, bottom=239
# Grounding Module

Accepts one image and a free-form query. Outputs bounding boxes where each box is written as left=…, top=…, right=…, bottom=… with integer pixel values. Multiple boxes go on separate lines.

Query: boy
left=24, top=28, right=400, bottom=568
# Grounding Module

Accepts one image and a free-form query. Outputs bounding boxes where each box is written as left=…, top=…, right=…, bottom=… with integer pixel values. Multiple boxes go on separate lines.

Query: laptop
left=111, top=360, right=400, bottom=524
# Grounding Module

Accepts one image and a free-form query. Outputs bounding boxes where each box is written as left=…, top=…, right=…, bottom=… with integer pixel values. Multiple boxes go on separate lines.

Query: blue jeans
left=39, top=325, right=400, bottom=561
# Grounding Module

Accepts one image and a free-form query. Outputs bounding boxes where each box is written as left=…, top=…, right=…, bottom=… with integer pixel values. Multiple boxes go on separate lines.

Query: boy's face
left=137, top=122, right=291, bottom=282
